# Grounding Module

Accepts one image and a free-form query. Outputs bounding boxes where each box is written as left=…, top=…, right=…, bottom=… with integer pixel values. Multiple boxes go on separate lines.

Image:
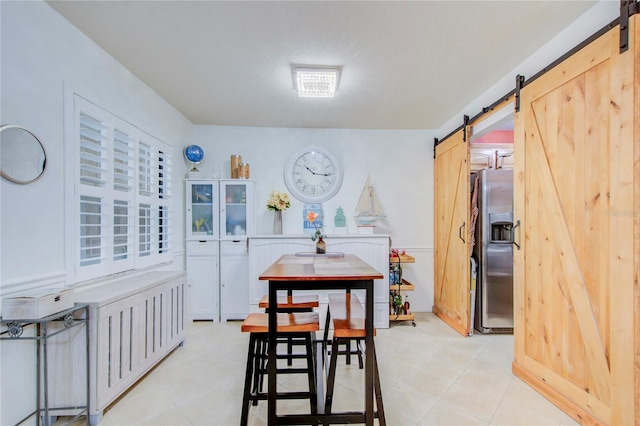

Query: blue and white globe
left=184, top=144, right=205, bottom=164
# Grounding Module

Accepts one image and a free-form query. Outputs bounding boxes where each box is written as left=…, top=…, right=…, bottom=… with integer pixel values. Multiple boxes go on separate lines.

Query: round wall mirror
left=0, top=125, right=47, bottom=184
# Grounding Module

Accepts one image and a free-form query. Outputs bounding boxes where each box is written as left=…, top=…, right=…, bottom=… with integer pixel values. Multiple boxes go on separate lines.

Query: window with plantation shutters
left=70, top=94, right=173, bottom=283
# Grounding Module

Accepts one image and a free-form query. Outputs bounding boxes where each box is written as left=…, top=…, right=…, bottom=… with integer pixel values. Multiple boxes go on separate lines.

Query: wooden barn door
left=434, top=129, right=471, bottom=336
left=513, top=17, right=637, bottom=425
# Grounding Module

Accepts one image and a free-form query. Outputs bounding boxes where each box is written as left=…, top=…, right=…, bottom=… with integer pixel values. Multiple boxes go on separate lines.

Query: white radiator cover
left=74, top=271, right=187, bottom=422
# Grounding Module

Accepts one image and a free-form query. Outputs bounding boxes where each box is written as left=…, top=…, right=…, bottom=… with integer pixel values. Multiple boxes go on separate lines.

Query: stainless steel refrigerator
left=472, top=168, right=514, bottom=334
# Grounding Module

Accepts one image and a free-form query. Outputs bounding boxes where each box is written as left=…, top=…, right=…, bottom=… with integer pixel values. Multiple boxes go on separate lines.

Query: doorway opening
left=469, top=104, right=514, bottom=335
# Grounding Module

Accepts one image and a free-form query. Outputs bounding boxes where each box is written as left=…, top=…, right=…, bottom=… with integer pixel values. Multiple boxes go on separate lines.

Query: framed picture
left=303, top=203, right=324, bottom=234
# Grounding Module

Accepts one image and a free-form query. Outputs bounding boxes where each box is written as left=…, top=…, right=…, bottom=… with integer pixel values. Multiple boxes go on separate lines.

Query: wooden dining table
left=259, top=253, right=384, bottom=425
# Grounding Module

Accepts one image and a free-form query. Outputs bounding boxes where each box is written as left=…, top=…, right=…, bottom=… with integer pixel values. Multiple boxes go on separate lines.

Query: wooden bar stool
left=322, top=293, right=364, bottom=369
left=324, top=293, right=385, bottom=423
left=240, top=312, right=319, bottom=426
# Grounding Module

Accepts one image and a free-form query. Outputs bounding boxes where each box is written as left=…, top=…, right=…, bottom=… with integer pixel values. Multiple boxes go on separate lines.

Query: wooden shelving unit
left=389, top=254, right=416, bottom=326
left=389, top=279, right=415, bottom=291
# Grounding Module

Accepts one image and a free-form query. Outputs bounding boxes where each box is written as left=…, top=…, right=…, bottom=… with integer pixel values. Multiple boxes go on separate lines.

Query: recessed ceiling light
left=293, top=66, right=341, bottom=98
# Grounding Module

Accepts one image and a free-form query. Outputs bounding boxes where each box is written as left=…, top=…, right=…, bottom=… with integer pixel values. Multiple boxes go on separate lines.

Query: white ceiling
left=47, top=1, right=598, bottom=130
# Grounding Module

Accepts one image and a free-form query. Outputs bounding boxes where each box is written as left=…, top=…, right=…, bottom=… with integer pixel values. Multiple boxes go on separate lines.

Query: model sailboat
left=354, top=174, right=386, bottom=226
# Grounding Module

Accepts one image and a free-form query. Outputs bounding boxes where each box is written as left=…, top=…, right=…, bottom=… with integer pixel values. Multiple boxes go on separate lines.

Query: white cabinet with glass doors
left=186, top=180, right=218, bottom=240
left=219, top=180, right=254, bottom=239
left=185, top=180, right=219, bottom=320
left=185, top=179, right=255, bottom=321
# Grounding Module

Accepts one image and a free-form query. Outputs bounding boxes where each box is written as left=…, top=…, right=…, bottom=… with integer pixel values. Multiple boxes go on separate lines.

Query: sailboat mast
left=368, top=182, right=375, bottom=214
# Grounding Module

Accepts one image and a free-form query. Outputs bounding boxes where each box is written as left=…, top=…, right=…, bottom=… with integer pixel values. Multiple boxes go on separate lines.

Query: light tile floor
left=87, top=313, right=578, bottom=425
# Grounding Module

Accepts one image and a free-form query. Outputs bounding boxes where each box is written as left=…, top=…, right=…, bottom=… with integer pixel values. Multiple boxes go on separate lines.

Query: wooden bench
left=240, top=312, right=320, bottom=426
left=325, top=294, right=385, bottom=421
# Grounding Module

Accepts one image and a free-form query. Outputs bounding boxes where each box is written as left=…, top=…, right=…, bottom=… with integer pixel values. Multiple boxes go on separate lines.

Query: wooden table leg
left=365, top=280, right=374, bottom=426
left=268, top=282, right=277, bottom=425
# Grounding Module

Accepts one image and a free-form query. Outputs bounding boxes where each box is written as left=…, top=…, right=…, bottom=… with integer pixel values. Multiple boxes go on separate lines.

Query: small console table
left=0, top=305, right=90, bottom=426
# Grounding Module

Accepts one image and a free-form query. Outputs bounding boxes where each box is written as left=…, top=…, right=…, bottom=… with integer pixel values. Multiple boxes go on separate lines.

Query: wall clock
left=284, top=147, right=343, bottom=203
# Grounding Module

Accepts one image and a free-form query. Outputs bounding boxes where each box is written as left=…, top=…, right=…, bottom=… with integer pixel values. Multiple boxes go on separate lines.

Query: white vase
left=273, top=211, right=283, bottom=234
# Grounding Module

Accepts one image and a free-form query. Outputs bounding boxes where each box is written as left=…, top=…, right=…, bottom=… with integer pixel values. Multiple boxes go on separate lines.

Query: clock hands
left=304, top=165, right=331, bottom=176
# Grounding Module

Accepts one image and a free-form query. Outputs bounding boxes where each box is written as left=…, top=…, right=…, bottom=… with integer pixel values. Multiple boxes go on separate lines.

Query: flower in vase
left=266, top=190, right=290, bottom=212
left=306, top=211, right=325, bottom=241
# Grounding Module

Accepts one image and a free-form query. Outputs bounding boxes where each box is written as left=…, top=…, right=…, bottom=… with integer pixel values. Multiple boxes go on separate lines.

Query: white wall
left=437, top=0, right=620, bottom=137
left=192, top=125, right=436, bottom=311
left=0, top=2, right=191, bottom=424
left=0, top=0, right=191, bottom=294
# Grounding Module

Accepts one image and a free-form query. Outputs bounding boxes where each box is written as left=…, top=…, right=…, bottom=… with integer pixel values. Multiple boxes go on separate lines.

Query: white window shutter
left=157, top=147, right=172, bottom=257
left=138, top=203, right=152, bottom=258
left=138, top=143, right=153, bottom=196
left=79, top=195, right=105, bottom=266
left=158, top=205, right=171, bottom=254
left=79, top=114, right=108, bottom=187
left=158, top=149, right=172, bottom=200
left=113, top=129, right=135, bottom=192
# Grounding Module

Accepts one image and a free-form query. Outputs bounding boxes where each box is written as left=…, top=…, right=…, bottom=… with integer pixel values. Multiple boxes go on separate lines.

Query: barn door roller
left=620, top=0, right=639, bottom=53
left=515, top=75, right=525, bottom=113
left=462, top=115, right=470, bottom=142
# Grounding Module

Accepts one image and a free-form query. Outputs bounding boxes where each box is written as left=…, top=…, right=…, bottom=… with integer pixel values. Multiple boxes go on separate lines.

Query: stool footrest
left=257, top=367, right=310, bottom=375
left=250, top=391, right=316, bottom=401
left=275, top=353, right=307, bottom=360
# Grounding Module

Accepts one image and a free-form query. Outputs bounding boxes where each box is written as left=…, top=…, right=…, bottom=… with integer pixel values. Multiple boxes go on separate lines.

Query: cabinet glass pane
left=191, top=184, right=214, bottom=235
left=223, top=184, right=247, bottom=236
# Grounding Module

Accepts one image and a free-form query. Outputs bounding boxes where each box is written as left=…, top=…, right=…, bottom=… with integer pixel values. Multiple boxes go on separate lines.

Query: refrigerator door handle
left=512, top=220, right=521, bottom=250
left=458, top=222, right=466, bottom=243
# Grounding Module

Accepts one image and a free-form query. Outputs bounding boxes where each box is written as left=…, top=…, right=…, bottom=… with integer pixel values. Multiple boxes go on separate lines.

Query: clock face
left=284, top=148, right=343, bottom=203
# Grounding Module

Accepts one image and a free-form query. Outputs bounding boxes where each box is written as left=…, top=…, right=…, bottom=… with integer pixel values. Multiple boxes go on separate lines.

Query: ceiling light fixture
left=293, top=66, right=341, bottom=98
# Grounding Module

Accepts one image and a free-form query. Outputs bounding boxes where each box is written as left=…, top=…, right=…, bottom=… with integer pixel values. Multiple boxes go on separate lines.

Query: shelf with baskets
left=389, top=253, right=416, bottom=326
